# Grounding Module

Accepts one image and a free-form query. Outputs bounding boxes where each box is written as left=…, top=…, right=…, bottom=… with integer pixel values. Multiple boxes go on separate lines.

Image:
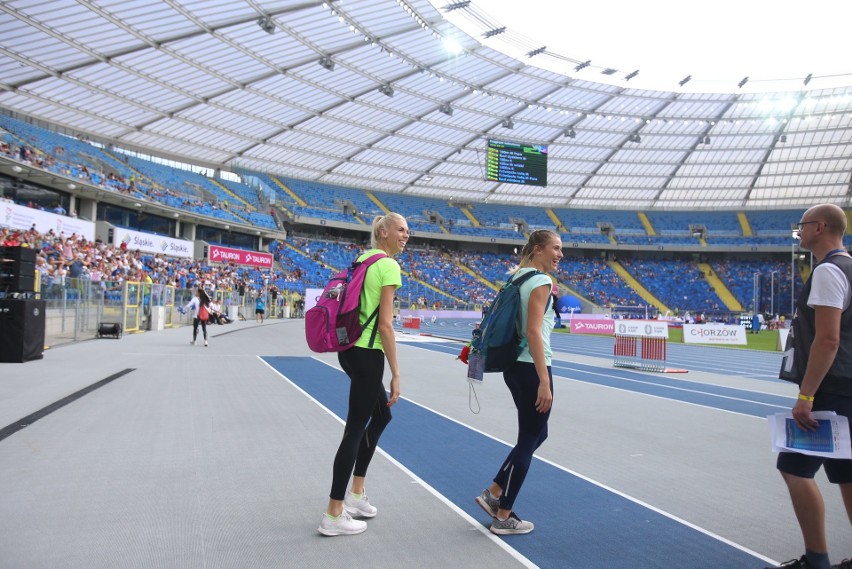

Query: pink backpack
left=305, top=252, right=387, bottom=352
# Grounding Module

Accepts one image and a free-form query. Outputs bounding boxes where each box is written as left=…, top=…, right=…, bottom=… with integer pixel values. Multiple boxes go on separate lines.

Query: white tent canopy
left=1, top=0, right=850, bottom=210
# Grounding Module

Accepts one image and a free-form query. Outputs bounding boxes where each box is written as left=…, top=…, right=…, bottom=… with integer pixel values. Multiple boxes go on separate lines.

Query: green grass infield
left=554, top=326, right=782, bottom=352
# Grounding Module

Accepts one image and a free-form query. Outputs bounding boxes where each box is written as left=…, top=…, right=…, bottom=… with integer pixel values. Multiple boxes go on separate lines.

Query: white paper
left=769, top=411, right=852, bottom=459
left=467, top=353, right=484, bottom=383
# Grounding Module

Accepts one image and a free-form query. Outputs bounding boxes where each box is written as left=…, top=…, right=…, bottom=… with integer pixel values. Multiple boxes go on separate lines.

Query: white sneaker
left=204, top=340, right=208, bottom=347
left=190, top=340, right=195, bottom=345
left=317, top=510, right=367, bottom=536
left=344, top=491, right=378, bottom=518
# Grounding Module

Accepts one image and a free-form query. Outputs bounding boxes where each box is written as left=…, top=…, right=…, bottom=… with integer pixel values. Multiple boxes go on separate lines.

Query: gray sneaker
left=475, top=489, right=499, bottom=517
left=490, top=512, right=534, bottom=535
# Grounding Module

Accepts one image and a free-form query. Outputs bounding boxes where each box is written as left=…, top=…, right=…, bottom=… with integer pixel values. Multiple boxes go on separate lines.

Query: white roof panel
left=0, top=0, right=850, bottom=209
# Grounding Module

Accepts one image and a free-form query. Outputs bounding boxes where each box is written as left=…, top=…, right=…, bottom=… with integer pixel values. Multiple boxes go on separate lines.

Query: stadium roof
left=1, top=0, right=851, bottom=210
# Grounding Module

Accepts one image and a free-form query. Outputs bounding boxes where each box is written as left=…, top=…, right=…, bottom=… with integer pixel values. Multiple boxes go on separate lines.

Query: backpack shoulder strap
left=509, top=269, right=543, bottom=287
left=356, top=252, right=388, bottom=268
left=513, top=270, right=552, bottom=314
left=357, top=252, right=389, bottom=349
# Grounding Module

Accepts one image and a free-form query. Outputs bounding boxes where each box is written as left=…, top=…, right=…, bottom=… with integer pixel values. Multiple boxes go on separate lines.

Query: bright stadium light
left=443, top=38, right=463, bottom=55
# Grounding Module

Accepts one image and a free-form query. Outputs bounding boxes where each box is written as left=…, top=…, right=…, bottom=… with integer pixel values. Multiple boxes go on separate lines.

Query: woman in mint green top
left=318, top=212, right=409, bottom=537
left=475, top=229, right=563, bottom=536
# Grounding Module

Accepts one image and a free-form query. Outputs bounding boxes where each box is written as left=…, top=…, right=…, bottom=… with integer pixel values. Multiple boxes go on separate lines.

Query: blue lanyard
left=822, top=248, right=848, bottom=260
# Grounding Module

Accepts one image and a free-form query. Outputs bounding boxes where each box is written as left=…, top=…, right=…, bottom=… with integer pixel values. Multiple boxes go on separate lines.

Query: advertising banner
left=777, top=328, right=790, bottom=351
left=683, top=323, right=747, bottom=345
left=208, top=244, right=273, bottom=268
left=2, top=201, right=95, bottom=241
left=304, top=287, right=324, bottom=312
left=114, top=227, right=193, bottom=259
left=614, top=319, right=669, bottom=338
left=570, top=318, right=615, bottom=335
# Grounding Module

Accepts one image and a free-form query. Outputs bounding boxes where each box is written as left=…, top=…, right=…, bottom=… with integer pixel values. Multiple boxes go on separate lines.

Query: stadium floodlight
left=443, top=0, right=471, bottom=11
left=439, top=104, right=453, bottom=116
left=501, top=119, right=514, bottom=129
left=319, top=57, right=335, bottom=71
left=625, top=70, right=639, bottom=81
left=257, top=16, right=276, bottom=34
left=574, top=60, right=591, bottom=72
left=378, top=84, right=394, bottom=97
left=679, top=75, right=692, bottom=87
left=738, top=76, right=749, bottom=88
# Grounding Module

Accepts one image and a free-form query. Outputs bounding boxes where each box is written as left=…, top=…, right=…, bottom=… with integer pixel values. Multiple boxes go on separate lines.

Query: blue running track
left=409, top=320, right=785, bottom=381
left=403, top=341, right=793, bottom=417
left=264, top=356, right=772, bottom=569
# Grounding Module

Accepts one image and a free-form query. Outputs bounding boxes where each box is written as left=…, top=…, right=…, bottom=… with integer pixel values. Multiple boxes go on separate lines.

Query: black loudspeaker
left=0, top=274, right=35, bottom=292
left=97, top=322, right=122, bottom=339
left=0, top=246, right=37, bottom=293
left=0, top=246, right=36, bottom=263
left=0, top=299, right=46, bottom=363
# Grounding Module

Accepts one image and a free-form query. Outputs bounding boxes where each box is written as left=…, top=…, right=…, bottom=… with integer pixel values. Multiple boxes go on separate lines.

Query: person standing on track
left=475, top=229, right=563, bottom=535
left=181, top=286, right=211, bottom=347
left=317, top=212, right=409, bottom=537
left=769, top=204, right=852, bottom=569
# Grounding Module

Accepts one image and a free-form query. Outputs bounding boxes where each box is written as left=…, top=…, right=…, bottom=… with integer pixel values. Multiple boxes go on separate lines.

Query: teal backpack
left=470, top=270, right=549, bottom=373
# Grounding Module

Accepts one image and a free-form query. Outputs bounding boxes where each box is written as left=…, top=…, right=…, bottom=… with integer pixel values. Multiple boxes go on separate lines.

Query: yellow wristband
left=798, top=393, right=815, bottom=402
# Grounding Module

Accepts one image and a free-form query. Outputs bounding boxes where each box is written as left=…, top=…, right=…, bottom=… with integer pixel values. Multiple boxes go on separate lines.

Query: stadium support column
left=770, top=271, right=779, bottom=316
left=790, top=236, right=797, bottom=317
left=752, top=272, right=760, bottom=315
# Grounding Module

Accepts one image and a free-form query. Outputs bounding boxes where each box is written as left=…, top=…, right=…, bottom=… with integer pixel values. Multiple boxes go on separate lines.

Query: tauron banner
left=208, top=244, right=273, bottom=268
left=570, top=318, right=615, bottom=335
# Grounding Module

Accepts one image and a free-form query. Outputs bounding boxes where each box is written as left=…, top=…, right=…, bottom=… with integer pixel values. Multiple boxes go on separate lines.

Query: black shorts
left=776, top=392, right=852, bottom=483
left=255, top=309, right=264, bottom=314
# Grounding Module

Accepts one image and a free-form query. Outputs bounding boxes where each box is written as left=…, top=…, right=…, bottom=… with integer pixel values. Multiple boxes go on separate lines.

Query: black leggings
left=330, top=347, right=392, bottom=500
left=192, top=318, right=207, bottom=341
left=493, top=361, right=552, bottom=511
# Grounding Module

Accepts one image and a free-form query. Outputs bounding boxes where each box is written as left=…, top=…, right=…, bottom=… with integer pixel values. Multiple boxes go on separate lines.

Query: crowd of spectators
left=618, top=258, right=724, bottom=315
left=711, top=258, right=799, bottom=316
left=2, top=223, right=805, bottom=317
left=0, top=225, right=285, bottom=302
left=554, top=257, right=645, bottom=308
left=1, top=123, right=270, bottom=228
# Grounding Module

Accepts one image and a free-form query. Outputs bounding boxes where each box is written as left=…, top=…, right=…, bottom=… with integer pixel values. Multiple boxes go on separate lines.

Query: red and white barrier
left=613, top=320, right=686, bottom=373
left=401, top=316, right=421, bottom=335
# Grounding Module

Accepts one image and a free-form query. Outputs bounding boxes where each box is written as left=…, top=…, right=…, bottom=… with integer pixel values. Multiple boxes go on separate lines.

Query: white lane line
left=258, top=356, right=538, bottom=569
left=551, top=364, right=791, bottom=411
left=261, top=355, right=777, bottom=567
left=391, top=381, right=779, bottom=567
